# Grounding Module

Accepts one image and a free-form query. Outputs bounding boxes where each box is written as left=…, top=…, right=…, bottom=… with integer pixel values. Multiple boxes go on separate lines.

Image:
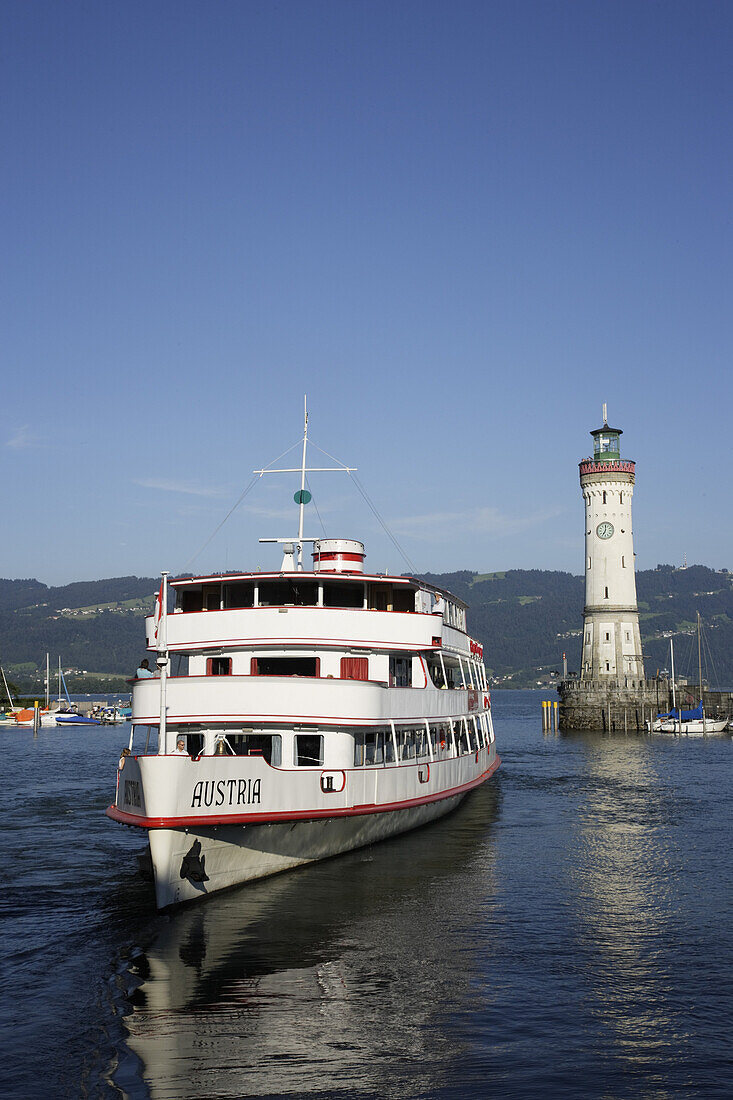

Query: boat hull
left=148, top=787, right=476, bottom=909
left=653, top=718, right=729, bottom=735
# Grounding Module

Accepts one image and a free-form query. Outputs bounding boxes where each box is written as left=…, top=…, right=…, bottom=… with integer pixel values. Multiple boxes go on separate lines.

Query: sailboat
left=650, top=615, right=728, bottom=736
left=0, top=664, right=20, bottom=724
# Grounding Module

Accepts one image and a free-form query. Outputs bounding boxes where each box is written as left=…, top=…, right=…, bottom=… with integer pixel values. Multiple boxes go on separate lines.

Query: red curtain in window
left=341, top=657, right=368, bottom=681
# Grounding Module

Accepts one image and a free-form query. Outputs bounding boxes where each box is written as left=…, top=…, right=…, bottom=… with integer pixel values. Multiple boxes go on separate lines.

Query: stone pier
left=558, top=678, right=733, bottom=731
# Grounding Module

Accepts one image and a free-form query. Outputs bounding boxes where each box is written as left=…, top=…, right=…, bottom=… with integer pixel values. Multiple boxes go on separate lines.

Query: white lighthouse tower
left=579, top=407, right=644, bottom=681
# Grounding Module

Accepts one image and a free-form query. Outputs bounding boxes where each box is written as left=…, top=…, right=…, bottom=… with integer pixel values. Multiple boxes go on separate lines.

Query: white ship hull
left=148, top=787, right=476, bottom=909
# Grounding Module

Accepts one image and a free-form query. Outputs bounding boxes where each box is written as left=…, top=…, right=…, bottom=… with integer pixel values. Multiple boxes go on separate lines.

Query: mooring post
left=32, top=700, right=40, bottom=736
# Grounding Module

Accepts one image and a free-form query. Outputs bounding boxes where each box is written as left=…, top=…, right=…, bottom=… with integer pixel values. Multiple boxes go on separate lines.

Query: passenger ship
left=107, top=420, right=500, bottom=908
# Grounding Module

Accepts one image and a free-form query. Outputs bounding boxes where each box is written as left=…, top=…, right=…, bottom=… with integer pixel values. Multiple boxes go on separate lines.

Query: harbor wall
left=557, top=678, right=733, bottom=731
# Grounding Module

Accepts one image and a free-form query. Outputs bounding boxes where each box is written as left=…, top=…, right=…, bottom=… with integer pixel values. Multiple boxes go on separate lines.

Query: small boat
left=54, top=712, right=102, bottom=726
left=107, top=405, right=500, bottom=909
left=654, top=701, right=729, bottom=736
left=649, top=616, right=729, bottom=736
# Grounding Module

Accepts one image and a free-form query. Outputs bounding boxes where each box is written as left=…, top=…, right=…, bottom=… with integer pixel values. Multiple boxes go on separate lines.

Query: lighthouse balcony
left=579, top=459, right=635, bottom=478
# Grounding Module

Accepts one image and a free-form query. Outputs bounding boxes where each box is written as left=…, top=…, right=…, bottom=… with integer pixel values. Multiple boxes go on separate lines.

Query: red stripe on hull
left=106, top=755, right=500, bottom=830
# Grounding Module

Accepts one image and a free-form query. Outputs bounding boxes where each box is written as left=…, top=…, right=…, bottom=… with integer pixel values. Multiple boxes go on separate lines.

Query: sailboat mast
left=45, top=652, right=49, bottom=709
left=695, top=611, right=704, bottom=730
left=1, top=665, right=14, bottom=709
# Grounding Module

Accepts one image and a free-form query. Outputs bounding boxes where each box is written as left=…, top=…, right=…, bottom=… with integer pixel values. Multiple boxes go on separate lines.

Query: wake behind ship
left=107, top=413, right=500, bottom=908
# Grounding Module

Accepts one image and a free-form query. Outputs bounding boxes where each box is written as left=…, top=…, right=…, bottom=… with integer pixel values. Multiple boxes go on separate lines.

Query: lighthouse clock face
left=596, top=521, right=614, bottom=540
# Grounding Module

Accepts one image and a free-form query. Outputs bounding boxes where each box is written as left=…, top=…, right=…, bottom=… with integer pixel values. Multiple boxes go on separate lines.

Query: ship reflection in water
left=123, top=786, right=502, bottom=1099
left=565, top=731, right=698, bottom=1080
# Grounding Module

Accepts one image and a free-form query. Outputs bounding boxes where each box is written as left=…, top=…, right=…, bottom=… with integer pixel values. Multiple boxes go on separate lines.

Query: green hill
left=0, top=566, right=730, bottom=693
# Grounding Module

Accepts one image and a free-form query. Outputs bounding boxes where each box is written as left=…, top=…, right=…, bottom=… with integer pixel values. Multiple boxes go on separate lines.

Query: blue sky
left=2, top=1, right=731, bottom=585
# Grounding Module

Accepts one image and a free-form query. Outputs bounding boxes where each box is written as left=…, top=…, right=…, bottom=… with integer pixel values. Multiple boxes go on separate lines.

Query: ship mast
left=256, top=396, right=356, bottom=571
left=297, top=396, right=309, bottom=567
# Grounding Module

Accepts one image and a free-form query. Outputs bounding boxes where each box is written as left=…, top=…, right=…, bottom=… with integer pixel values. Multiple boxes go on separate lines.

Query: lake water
left=1, top=691, right=730, bottom=1099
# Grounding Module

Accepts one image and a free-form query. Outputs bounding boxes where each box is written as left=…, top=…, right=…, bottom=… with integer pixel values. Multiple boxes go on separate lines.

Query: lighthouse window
left=294, top=734, right=323, bottom=767
left=602, top=491, right=607, bottom=504
left=605, top=633, right=610, bottom=642
left=619, top=492, right=624, bottom=503
left=622, top=556, right=625, bottom=568
left=604, top=587, right=609, bottom=599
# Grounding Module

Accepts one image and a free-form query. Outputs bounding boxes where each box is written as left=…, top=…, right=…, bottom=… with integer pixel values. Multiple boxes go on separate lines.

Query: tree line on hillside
left=0, top=566, right=730, bottom=689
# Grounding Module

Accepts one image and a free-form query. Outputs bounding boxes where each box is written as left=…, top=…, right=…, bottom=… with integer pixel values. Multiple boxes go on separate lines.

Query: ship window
left=389, top=655, right=412, bottom=687
left=224, top=582, right=254, bottom=609
left=187, top=732, right=205, bottom=758
left=430, top=724, right=450, bottom=757
left=414, top=727, right=430, bottom=760
left=207, top=657, right=232, bottom=676
left=323, top=582, right=363, bottom=608
left=251, top=657, right=320, bottom=677
left=368, top=584, right=392, bottom=611
left=203, top=585, right=221, bottom=611
left=341, top=657, right=369, bottom=681
left=258, top=580, right=318, bottom=607
left=180, top=588, right=203, bottom=613
left=228, top=732, right=282, bottom=766
left=396, top=728, right=415, bottom=761
left=294, top=734, right=323, bottom=767
left=458, top=721, right=471, bottom=755
left=393, top=588, right=414, bottom=613
left=365, top=731, right=383, bottom=765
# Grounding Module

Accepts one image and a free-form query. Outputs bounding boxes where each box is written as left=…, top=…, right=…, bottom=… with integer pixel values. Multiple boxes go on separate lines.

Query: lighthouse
left=579, top=406, right=644, bottom=681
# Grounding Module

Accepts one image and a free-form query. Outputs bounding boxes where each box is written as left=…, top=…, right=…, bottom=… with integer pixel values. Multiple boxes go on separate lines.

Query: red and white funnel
left=312, top=539, right=365, bottom=573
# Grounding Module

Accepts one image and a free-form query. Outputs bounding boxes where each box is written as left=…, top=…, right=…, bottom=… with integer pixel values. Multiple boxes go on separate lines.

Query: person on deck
left=136, top=659, right=155, bottom=679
